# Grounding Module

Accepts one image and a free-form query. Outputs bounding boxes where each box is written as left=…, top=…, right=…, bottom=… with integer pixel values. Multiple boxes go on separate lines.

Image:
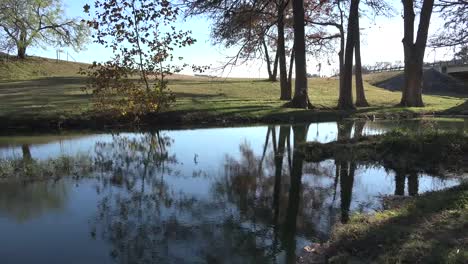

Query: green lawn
left=0, top=57, right=466, bottom=127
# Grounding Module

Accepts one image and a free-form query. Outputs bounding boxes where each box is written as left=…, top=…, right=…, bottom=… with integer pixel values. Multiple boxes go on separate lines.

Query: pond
left=0, top=118, right=466, bottom=264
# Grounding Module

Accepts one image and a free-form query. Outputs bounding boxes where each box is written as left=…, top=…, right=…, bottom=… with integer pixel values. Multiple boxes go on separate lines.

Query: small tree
left=82, top=0, right=197, bottom=118
left=0, top=0, right=88, bottom=59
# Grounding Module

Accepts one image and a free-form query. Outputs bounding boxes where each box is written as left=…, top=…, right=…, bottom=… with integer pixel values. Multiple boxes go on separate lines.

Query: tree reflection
left=90, top=132, right=180, bottom=264
left=394, top=169, right=420, bottom=196
left=337, top=161, right=356, bottom=223
left=283, top=124, right=308, bottom=263
left=22, top=144, right=32, bottom=162
left=273, top=126, right=290, bottom=225
left=0, top=180, right=68, bottom=222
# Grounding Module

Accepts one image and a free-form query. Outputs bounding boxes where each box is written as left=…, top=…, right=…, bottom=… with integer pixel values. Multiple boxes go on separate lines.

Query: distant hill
left=0, top=55, right=88, bottom=81
left=373, top=69, right=468, bottom=95
left=0, top=55, right=201, bottom=81
left=363, top=71, right=403, bottom=85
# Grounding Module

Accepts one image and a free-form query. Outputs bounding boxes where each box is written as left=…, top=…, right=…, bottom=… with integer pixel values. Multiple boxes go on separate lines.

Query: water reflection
left=0, top=119, right=464, bottom=263
left=0, top=180, right=68, bottom=222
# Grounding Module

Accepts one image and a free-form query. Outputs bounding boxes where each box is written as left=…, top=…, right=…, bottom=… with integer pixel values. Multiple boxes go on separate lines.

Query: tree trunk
left=339, top=0, right=359, bottom=110
left=337, top=1, right=345, bottom=102
left=263, top=38, right=277, bottom=82
left=354, top=14, right=369, bottom=107
left=17, top=46, right=26, bottom=59
left=289, top=0, right=310, bottom=109
left=338, top=32, right=345, bottom=98
left=402, top=59, right=424, bottom=106
left=287, top=45, right=295, bottom=90
left=272, top=50, right=279, bottom=82
left=17, top=29, right=27, bottom=59
left=400, top=0, right=434, bottom=107
left=277, top=1, right=291, bottom=100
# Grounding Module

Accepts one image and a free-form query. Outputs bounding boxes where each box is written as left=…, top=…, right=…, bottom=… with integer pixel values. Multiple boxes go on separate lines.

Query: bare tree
left=431, top=0, right=468, bottom=48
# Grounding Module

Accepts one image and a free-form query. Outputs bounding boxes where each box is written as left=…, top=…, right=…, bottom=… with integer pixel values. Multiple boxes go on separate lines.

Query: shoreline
left=0, top=108, right=466, bottom=134
left=298, top=183, right=468, bottom=264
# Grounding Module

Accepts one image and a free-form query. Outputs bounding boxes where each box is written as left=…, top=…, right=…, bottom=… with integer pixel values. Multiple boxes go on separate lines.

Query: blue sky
left=28, top=0, right=454, bottom=78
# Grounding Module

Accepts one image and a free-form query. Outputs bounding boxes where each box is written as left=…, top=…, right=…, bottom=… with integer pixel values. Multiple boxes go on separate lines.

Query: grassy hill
left=0, top=56, right=88, bottom=80
left=363, top=71, right=403, bottom=85
left=0, top=56, right=466, bottom=129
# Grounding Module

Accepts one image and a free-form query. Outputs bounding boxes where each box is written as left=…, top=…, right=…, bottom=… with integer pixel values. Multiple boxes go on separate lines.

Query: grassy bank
left=0, top=57, right=466, bottom=130
left=320, top=183, right=468, bottom=263
left=303, top=130, right=468, bottom=175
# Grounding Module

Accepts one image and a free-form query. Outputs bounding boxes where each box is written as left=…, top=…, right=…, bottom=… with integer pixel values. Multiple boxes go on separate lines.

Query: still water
left=0, top=119, right=466, bottom=264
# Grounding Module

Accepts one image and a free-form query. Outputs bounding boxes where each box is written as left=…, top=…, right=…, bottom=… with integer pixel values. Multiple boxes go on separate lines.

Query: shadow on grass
left=169, top=79, right=274, bottom=86
left=172, top=92, right=224, bottom=99
left=328, top=184, right=468, bottom=263
left=442, top=99, right=468, bottom=114
left=0, top=77, right=86, bottom=88
left=166, top=105, right=273, bottom=115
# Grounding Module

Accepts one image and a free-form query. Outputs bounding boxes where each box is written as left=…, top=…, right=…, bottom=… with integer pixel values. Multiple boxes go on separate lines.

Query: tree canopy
left=0, top=0, right=88, bottom=59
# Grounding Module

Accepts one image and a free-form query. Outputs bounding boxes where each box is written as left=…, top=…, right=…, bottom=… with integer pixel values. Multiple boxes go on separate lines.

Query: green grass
left=363, top=70, right=403, bottom=85
left=0, top=58, right=466, bottom=128
left=326, top=183, right=468, bottom=263
left=0, top=56, right=87, bottom=80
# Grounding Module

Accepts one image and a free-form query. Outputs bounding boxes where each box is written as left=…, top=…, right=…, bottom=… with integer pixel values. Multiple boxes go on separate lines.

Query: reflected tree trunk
left=339, top=161, right=356, bottom=223
left=259, top=127, right=272, bottom=170
left=354, top=120, right=366, bottom=138
left=394, top=169, right=406, bottom=196
left=407, top=171, right=419, bottom=196
left=21, top=144, right=33, bottom=176
left=337, top=120, right=354, bottom=141
left=284, top=124, right=308, bottom=264
left=273, top=126, right=290, bottom=223
left=22, top=144, right=32, bottom=162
